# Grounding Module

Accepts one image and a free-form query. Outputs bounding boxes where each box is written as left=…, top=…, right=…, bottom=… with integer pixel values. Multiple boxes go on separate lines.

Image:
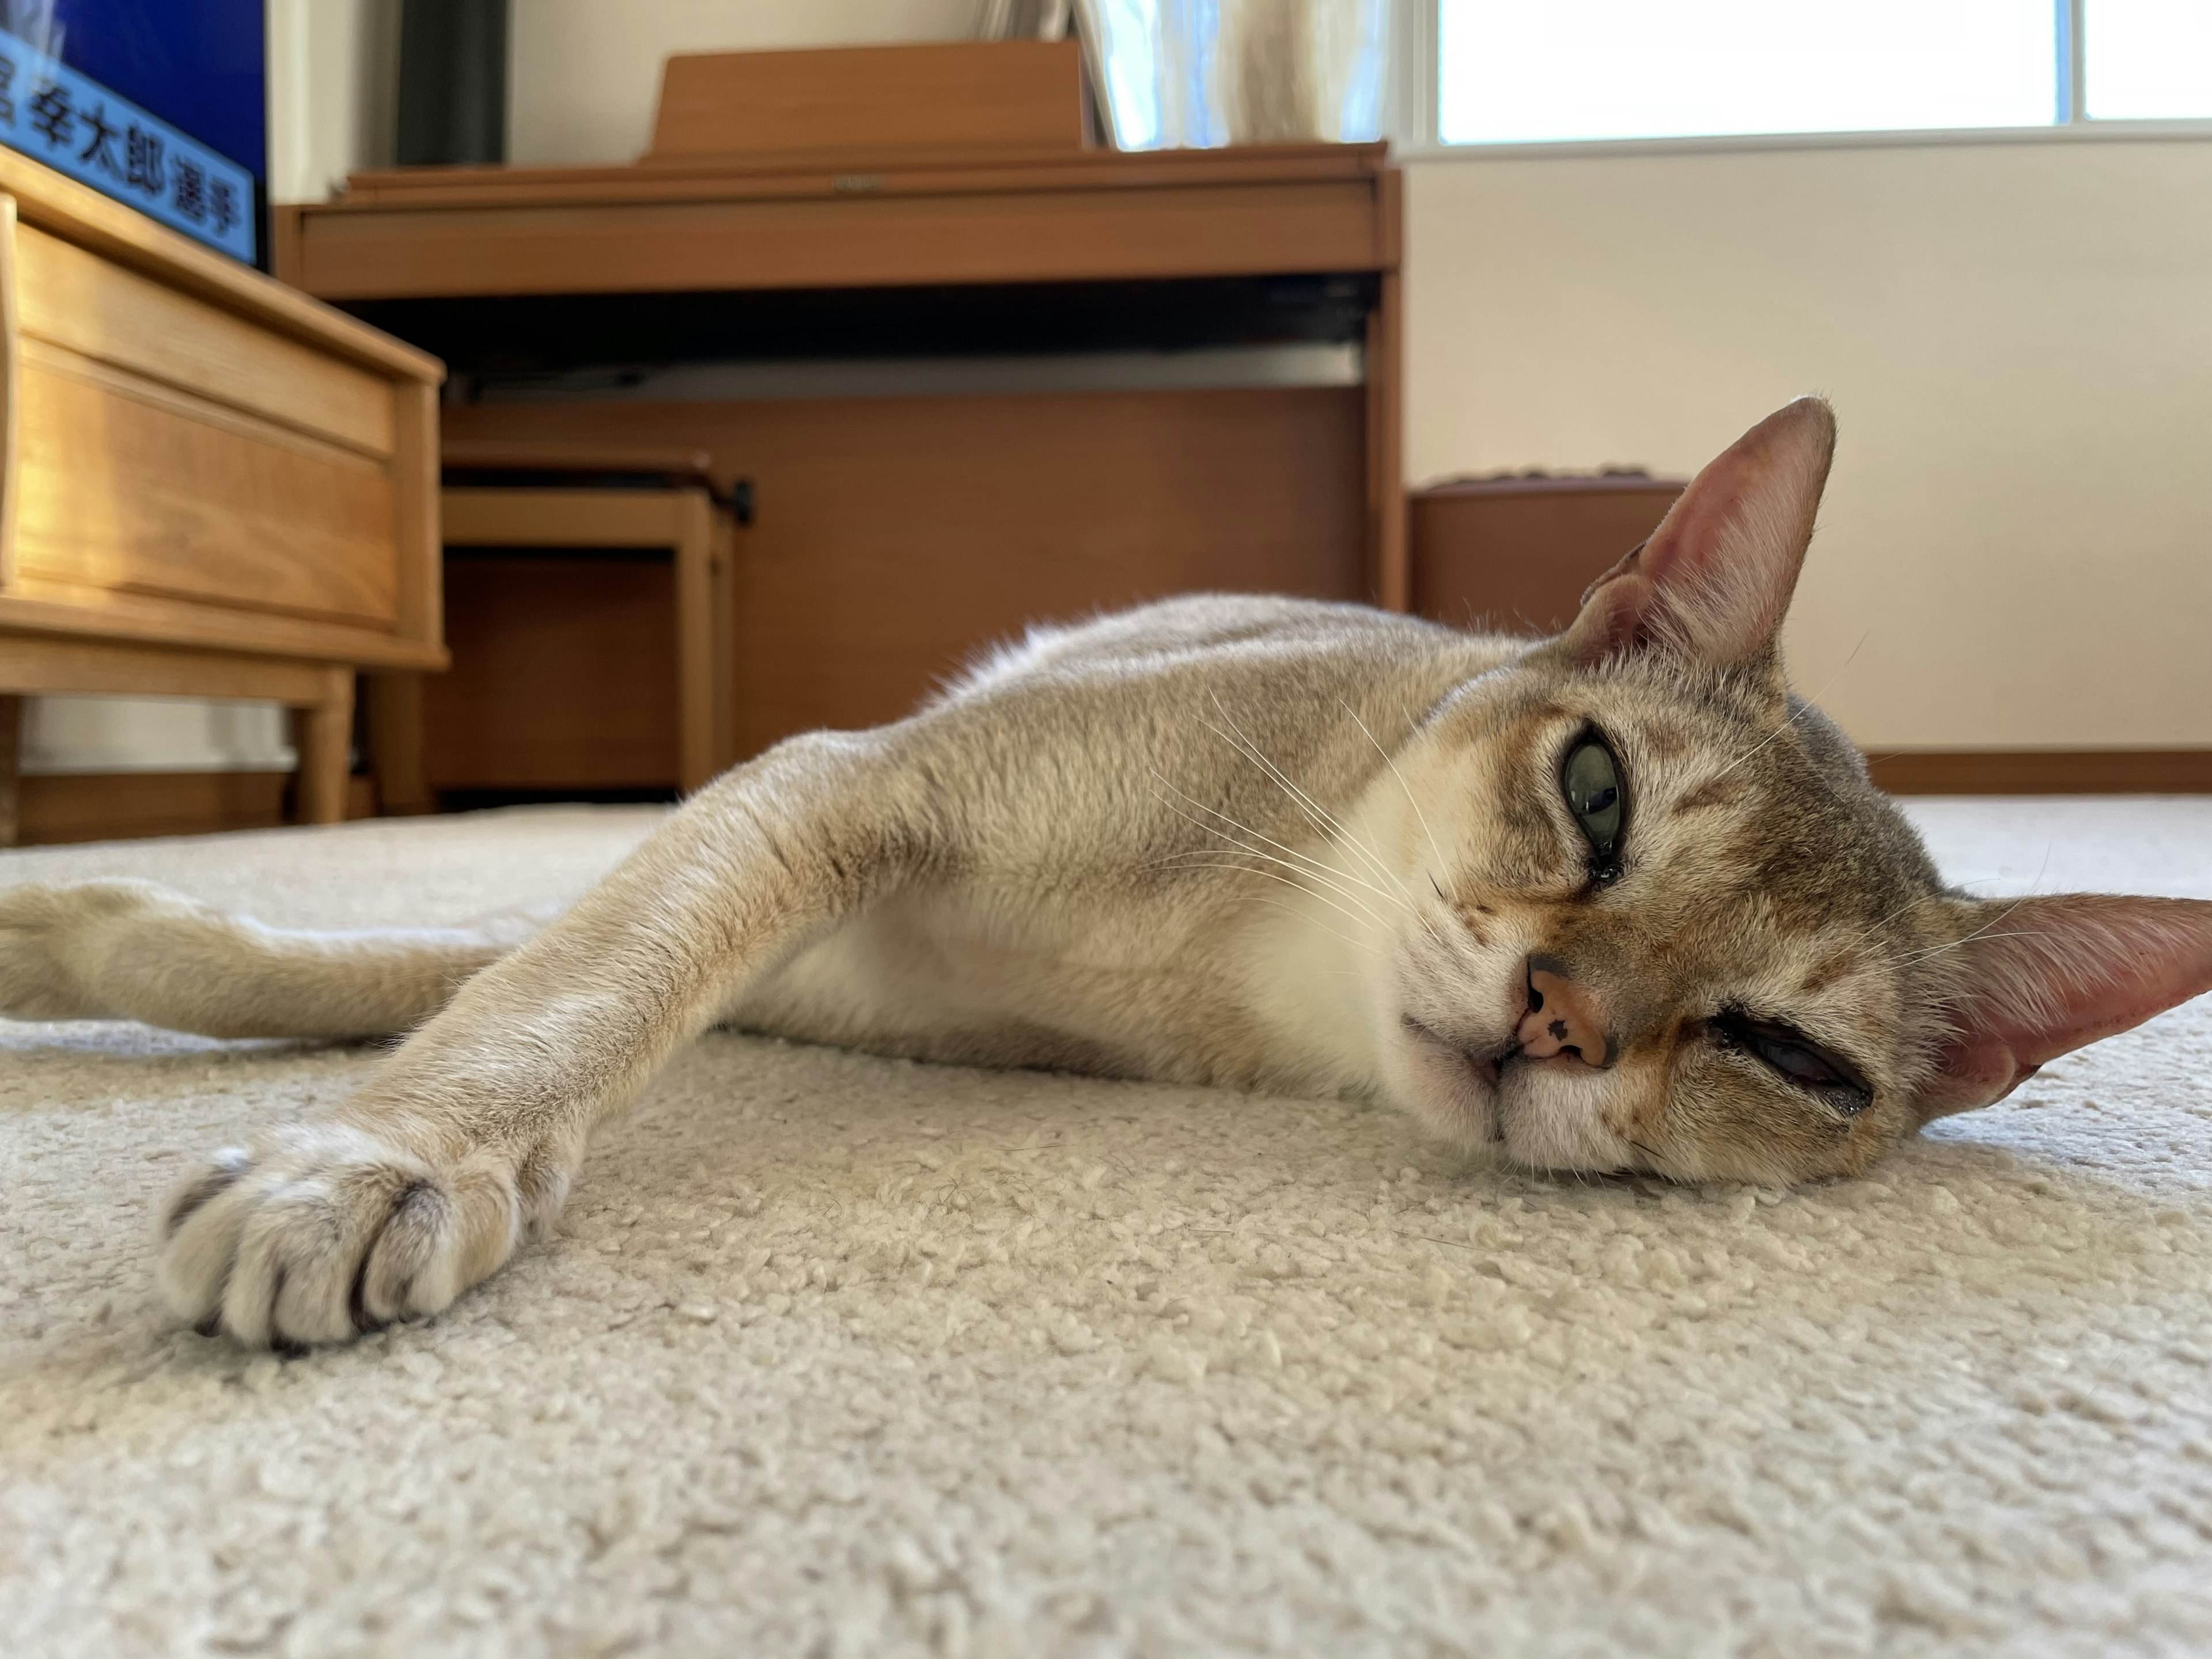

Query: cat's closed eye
left=1709, top=1013, right=1873, bottom=1116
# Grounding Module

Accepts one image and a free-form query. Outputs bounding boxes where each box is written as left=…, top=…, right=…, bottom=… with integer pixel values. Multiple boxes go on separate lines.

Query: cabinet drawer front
left=14, top=350, right=400, bottom=628
left=13, top=222, right=395, bottom=457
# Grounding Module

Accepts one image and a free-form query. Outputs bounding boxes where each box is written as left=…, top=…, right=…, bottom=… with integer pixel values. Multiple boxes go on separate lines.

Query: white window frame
left=1392, top=0, right=2212, bottom=160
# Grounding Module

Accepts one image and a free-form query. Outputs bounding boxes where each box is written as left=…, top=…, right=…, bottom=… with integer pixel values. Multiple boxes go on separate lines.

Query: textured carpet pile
left=2, top=801, right=2210, bottom=1657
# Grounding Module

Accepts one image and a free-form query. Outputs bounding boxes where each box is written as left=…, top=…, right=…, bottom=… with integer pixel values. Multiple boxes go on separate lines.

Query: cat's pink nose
left=1517, top=968, right=1610, bottom=1067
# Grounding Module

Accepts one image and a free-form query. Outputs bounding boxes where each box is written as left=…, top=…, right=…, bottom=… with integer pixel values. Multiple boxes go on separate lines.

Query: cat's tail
left=0, top=880, right=540, bottom=1039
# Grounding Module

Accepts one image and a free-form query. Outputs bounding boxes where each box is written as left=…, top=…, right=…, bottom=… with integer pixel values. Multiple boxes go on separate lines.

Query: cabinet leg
left=711, top=508, right=738, bottom=773
left=675, top=490, right=718, bottom=794
left=366, top=672, right=431, bottom=814
left=1365, top=257, right=1408, bottom=613
left=293, top=669, right=354, bottom=826
left=0, top=695, right=21, bottom=848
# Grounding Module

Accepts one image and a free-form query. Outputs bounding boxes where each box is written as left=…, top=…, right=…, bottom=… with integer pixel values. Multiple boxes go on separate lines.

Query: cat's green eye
left=1561, top=734, right=1626, bottom=869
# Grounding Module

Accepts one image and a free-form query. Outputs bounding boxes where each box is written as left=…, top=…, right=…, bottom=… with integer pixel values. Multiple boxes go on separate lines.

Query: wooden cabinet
left=1410, top=475, right=1684, bottom=637
left=0, top=147, right=445, bottom=842
left=281, top=142, right=1402, bottom=765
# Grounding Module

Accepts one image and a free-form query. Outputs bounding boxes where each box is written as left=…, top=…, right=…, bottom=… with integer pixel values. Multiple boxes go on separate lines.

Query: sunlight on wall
left=1406, top=139, right=2212, bottom=748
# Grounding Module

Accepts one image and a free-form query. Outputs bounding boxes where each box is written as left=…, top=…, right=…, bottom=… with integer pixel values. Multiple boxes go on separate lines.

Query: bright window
left=1435, top=0, right=2212, bottom=147
left=2086, top=0, right=2212, bottom=119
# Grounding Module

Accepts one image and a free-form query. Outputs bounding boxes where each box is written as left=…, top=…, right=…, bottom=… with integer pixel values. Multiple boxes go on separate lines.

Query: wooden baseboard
left=1866, top=749, right=2212, bottom=794
left=14, top=771, right=291, bottom=845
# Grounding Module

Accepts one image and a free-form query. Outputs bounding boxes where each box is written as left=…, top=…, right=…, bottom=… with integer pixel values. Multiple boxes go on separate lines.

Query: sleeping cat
left=3, top=397, right=2208, bottom=1353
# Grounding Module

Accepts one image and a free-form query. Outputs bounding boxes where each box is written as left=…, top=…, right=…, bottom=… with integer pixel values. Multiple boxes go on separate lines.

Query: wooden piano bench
left=367, top=441, right=740, bottom=815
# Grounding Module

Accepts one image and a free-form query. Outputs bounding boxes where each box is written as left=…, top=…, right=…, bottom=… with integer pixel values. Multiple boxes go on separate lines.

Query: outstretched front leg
left=0, top=879, right=535, bottom=1037
left=160, top=730, right=933, bottom=1349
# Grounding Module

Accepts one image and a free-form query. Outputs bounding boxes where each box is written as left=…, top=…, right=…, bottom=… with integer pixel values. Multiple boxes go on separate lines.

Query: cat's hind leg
left=157, top=729, right=937, bottom=1349
left=0, top=879, right=527, bottom=1038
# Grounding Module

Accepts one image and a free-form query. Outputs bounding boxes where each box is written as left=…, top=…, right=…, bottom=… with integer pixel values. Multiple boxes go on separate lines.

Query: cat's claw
left=158, top=1122, right=563, bottom=1349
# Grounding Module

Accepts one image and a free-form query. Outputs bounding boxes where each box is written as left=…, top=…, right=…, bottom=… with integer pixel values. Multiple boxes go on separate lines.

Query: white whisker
left=1843, top=889, right=1934, bottom=950
left=1244, top=895, right=1372, bottom=956
left=1202, top=694, right=1422, bottom=908
left=1150, top=771, right=1413, bottom=916
left=1199, top=707, right=1351, bottom=845
left=1897, top=925, right=2057, bottom=967
left=1147, top=793, right=1397, bottom=931
left=1896, top=843, right=2055, bottom=967
left=1708, top=630, right=1870, bottom=785
left=1148, top=847, right=1395, bottom=936
left=1152, top=858, right=1387, bottom=940
left=1148, top=791, right=1399, bottom=931
left=1200, top=694, right=1350, bottom=826
left=1339, top=697, right=1449, bottom=884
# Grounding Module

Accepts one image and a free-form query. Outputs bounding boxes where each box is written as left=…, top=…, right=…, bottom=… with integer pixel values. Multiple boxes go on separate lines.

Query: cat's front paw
left=158, top=1120, right=569, bottom=1349
left=0, top=879, right=171, bottom=1021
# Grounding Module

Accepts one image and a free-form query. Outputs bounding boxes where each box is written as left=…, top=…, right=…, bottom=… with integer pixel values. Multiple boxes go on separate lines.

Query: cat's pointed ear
left=1916, top=895, right=2212, bottom=1121
left=1559, top=396, right=1836, bottom=669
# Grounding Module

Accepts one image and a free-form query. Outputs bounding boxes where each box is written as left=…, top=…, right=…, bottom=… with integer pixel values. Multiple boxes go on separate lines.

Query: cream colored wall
left=265, top=0, right=398, bottom=203
left=1403, top=141, right=2212, bottom=749
left=507, top=0, right=976, bottom=165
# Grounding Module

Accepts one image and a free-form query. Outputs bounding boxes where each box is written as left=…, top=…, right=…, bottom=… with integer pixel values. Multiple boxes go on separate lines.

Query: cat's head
left=1380, top=397, right=2212, bottom=1184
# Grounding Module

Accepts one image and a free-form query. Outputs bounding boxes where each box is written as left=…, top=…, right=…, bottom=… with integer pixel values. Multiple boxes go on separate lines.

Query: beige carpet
left=3, top=801, right=2211, bottom=1658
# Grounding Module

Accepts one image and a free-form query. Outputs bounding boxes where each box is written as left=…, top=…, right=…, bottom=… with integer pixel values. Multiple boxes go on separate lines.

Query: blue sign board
left=0, top=29, right=256, bottom=263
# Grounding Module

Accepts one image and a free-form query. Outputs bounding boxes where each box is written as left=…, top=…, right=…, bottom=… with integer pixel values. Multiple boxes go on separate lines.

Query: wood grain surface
left=423, top=553, right=681, bottom=791
left=1411, top=478, right=1685, bottom=638
left=445, top=384, right=1368, bottom=759
left=12, top=769, right=290, bottom=846
left=0, top=146, right=444, bottom=836
left=649, top=41, right=1085, bottom=162
left=296, top=184, right=1386, bottom=301
left=15, top=222, right=395, bottom=458
left=1866, top=750, right=2212, bottom=794
left=14, top=347, right=399, bottom=628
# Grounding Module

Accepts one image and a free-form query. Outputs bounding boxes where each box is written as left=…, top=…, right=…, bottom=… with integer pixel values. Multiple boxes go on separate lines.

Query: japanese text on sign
left=0, top=32, right=256, bottom=263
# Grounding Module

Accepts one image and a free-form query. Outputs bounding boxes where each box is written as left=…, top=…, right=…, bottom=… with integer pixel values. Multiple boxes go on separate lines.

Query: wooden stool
left=370, top=442, right=738, bottom=813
